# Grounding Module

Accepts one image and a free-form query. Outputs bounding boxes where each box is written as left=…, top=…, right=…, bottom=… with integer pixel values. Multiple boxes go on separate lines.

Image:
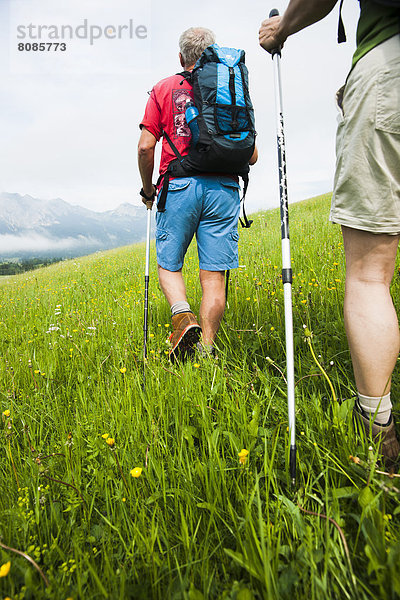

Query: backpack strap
left=157, top=131, right=186, bottom=212
left=239, top=172, right=253, bottom=228
left=177, top=70, right=193, bottom=85
left=156, top=171, right=169, bottom=212
left=338, top=0, right=347, bottom=43
left=156, top=70, right=192, bottom=210
left=163, top=130, right=185, bottom=163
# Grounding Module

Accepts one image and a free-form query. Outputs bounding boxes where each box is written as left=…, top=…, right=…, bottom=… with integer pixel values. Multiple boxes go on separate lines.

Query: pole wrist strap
left=140, top=186, right=156, bottom=201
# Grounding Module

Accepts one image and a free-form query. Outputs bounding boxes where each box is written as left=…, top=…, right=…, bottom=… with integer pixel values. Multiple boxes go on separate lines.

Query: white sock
left=171, top=301, right=191, bottom=316
left=358, top=392, right=392, bottom=425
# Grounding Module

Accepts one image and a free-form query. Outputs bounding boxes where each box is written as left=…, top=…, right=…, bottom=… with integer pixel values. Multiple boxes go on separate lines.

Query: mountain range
left=0, top=193, right=148, bottom=259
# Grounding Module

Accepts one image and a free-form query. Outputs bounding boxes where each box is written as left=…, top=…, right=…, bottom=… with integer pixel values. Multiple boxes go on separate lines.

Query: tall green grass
left=1, top=194, right=399, bottom=599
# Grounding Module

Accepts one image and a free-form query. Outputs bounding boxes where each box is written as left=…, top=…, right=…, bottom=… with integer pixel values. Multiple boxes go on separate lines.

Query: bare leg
left=342, top=226, right=400, bottom=397
left=157, top=265, right=187, bottom=307
left=199, top=269, right=226, bottom=346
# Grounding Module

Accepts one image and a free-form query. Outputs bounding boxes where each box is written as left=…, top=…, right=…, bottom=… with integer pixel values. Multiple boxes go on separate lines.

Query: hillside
left=1, top=194, right=399, bottom=600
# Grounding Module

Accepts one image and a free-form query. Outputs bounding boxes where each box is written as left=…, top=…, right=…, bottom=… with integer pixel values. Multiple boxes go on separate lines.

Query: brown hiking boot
left=169, top=312, right=201, bottom=363
left=354, top=403, right=400, bottom=469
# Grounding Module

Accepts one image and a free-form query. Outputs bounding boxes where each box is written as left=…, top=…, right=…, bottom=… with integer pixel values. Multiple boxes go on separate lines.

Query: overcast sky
left=0, top=0, right=360, bottom=214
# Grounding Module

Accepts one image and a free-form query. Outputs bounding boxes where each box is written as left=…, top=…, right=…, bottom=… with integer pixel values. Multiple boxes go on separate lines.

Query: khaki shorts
left=330, top=35, right=400, bottom=234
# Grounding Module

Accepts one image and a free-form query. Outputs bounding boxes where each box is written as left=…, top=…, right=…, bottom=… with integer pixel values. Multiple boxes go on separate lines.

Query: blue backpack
left=158, top=44, right=256, bottom=228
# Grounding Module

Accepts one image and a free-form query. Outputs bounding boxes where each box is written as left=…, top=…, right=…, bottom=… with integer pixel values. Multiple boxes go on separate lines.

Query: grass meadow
left=1, top=193, right=400, bottom=599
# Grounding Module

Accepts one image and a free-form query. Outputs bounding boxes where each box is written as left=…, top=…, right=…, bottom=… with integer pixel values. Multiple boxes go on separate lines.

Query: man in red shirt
left=138, top=27, right=257, bottom=362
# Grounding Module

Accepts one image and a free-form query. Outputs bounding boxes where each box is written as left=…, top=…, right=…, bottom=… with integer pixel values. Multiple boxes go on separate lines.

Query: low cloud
left=0, top=233, right=101, bottom=254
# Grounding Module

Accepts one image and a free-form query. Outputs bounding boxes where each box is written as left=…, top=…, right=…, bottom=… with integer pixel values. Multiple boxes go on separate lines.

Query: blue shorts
left=155, top=176, right=241, bottom=271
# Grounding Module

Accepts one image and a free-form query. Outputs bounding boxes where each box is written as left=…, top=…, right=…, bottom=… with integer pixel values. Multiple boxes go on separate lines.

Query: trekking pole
left=225, top=269, right=230, bottom=305
left=269, top=8, right=296, bottom=486
left=143, top=203, right=152, bottom=387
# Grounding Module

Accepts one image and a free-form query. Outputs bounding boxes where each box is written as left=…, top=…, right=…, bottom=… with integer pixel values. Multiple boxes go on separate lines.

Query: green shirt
left=353, top=0, right=400, bottom=66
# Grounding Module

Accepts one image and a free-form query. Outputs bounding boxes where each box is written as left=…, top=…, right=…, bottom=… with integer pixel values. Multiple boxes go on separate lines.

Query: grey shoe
left=354, top=401, right=400, bottom=469
left=195, top=342, right=215, bottom=359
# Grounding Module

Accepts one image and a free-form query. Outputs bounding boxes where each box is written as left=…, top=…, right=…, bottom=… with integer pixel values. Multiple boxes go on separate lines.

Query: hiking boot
left=354, top=401, right=400, bottom=468
left=169, top=312, right=201, bottom=363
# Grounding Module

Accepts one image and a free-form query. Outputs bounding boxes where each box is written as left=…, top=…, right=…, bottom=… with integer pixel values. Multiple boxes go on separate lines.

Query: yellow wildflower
left=0, top=561, right=11, bottom=577
left=2, top=409, right=10, bottom=417
left=238, top=449, right=249, bottom=465
left=120, top=367, right=127, bottom=374
left=130, top=467, right=142, bottom=478
left=106, top=437, right=115, bottom=447
left=101, top=433, right=109, bottom=439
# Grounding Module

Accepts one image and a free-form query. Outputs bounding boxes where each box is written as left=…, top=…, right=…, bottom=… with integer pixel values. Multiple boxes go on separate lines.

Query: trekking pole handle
left=269, top=8, right=282, bottom=57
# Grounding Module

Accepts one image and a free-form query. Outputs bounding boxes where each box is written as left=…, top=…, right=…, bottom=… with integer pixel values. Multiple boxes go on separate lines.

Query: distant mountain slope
left=0, top=192, right=147, bottom=259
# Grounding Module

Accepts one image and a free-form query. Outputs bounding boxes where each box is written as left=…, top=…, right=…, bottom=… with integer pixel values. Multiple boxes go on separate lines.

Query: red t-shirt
left=140, top=74, right=193, bottom=177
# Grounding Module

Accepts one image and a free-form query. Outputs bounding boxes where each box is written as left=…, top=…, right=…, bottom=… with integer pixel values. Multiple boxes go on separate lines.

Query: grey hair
left=179, top=27, right=216, bottom=68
